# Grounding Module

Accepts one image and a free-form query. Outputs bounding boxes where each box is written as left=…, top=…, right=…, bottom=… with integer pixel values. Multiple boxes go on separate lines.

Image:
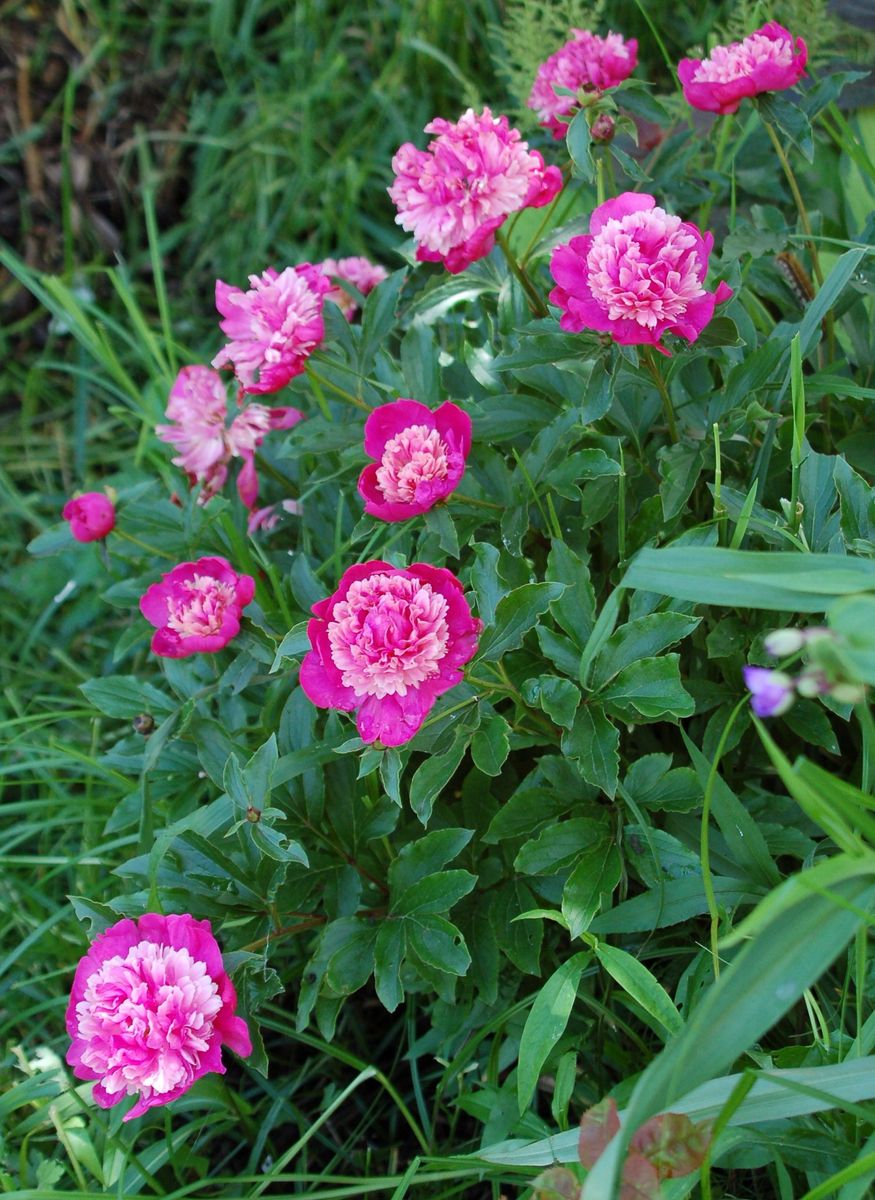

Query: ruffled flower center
left=586, top=208, right=705, bottom=328
left=375, top=424, right=450, bottom=504
left=328, top=573, right=450, bottom=698
left=166, top=575, right=236, bottom=638
left=76, top=941, right=222, bottom=1101
left=391, top=109, right=544, bottom=256
left=692, top=32, right=794, bottom=84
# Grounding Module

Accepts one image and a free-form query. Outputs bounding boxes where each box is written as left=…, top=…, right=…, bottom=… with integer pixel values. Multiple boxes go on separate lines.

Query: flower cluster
left=318, top=256, right=389, bottom=319
left=358, top=398, right=471, bottom=521
left=528, top=28, right=638, bottom=139
left=744, top=627, right=866, bottom=717
left=67, top=914, right=250, bottom=1120
left=157, top=365, right=303, bottom=509
left=300, top=562, right=481, bottom=746
left=679, top=22, right=807, bottom=114
left=213, top=265, right=332, bottom=395
left=139, top=556, right=255, bottom=659
left=389, top=107, right=563, bottom=273
left=549, top=193, right=732, bottom=354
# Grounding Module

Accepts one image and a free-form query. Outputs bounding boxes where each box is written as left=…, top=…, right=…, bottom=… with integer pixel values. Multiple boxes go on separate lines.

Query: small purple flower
left=743, top=666, right=794, bottom=717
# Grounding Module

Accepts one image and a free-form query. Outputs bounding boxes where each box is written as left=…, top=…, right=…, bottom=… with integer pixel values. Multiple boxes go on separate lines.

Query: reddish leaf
left=532, top=1166, right=580, bottom=1199
left=619, top=1153, right=661, bottom=1200
left=578, top=1097, right=620, bottom=1167
left=630, top=1111, right=713, bottom=1180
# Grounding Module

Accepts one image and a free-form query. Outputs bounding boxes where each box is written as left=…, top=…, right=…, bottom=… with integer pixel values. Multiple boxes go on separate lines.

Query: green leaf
left=522, top=675, right=580, bottom=729
left=270, top=621, right=310, bottom=670
left=482, top=1056, right=875, bottom=1166
left=758, top=92, right=813, bottom=161
left=373, top=921, right=405, bottom=1012
left=477, top=582, right=566, bottom=661
left=600, top=655, right=694, bottom=721
left=590, top=875, right=764, bottom=934
left=471, top=712, right=511, bottom=776
left=562, top=705, right=620, bottom=798
left=80, top=675, right=175, bottom=719
left=324, top=921, right=378, bottom=995
left=829, top=594, right=875, bottom=685
left=358, top=268, right=406, bottom=370
left=483, top=787, right=570, bottom=843
left=391, top=869, right=477, bottom=916
left=517, top=951, right=590, bottom=1113
left=566, top=108, right=594, bottom=181
left=406, top=914, right=471, bottom=975
left=424, top=503, right=460, bottom=557
left=659, top=445, right=703, bottom=522
left=469, top=541, right=505, bottom=626
left=622, top=547, right=875, bottom=612
left=68, top=895, right=122, bottom=936
left=389, top=827, right=473, bottom=892
left=591, top=613, right=700, bottom=689
left=408, top=730, right=469, bottom=825
left=515, top=817, right=607, bottom=875
left=562, top=841, right=621, bottom=938
left=594, top=943, right=682, bottom=1038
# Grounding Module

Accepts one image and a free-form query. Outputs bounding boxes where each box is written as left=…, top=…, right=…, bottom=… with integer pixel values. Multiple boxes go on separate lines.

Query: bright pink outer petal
left=714, top=281, right=734, bottom=305
left=362, top=399, right=436, bottom=458
left=526, top=160, right=564, bottom=208
left=681, top=75, right=753, bottom=114
left=358, top=465, right=431, bottom=521
left=551, top=289, right=616, bottom=333
left=433, top=402, right=473, bottom=458
left=299, top=650, right=358, bottom=711
left=677, top=58, right=700, bottom=87
left=236, top=452, right=259, bottom=509
left=549, top=236, right=592, bottom=291
left=139, top=581, right=171, bottom=628
left=268, top=406, right=305, bottom=430
left=589, top=192, right=656, bottom=234
left=356, top=689, right=436, bottom=746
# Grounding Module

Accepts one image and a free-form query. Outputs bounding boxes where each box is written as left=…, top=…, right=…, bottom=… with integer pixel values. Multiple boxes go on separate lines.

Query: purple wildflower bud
left=795, top=668, right=830, bottom=699
left=743, top=666, right=795, bottom=717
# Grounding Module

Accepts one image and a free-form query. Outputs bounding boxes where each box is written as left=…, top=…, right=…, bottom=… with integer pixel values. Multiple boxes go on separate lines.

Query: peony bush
left=12, top=5, right=875, bottom=1196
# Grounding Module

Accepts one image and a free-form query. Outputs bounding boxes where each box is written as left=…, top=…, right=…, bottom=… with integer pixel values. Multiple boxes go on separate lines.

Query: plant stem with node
left=642, top=345, right=679, bottom=442
left=496, top=228, right=549, bottom=318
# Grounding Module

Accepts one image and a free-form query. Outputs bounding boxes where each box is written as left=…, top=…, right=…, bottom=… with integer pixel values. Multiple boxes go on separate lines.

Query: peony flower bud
left=590, top=112, right=616, bottom=142
left=63, top=492, right=115, bottom=542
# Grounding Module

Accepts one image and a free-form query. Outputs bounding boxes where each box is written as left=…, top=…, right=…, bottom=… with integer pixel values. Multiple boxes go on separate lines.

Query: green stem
left=307, top=366, right=369, bottom=411
left=642, top=346, right=679, bottom=442
left=111, top=526, right=176, bottom=559
left=702, top=697, right=749, bottom=979
left=595, top=153, right=608, bottom=206
left=451, top=492, right=502, bottom=511
left=699, top=113, right=732, bottom=227
left=496, top=229, right=549, bottom=318
left=761, top=119, right=824, bottom=288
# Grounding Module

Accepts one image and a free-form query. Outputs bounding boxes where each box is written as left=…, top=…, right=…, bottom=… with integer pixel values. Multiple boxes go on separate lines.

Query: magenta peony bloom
left=212, top=265, right=332, bottom=394
left=528, top=29, right=638, bottom=139
left=139, top=556, right=255, bottom=658
left=743, top=666, right=795, bottom=717
left=300, top=561, right=482, bottom=746
left=549, top=193, right=733, bottom=355
left=157, top=365, right=304, bottom=508
left=63, top=492, right=115, bottom=542
left=318, top=256, right=389, bottom=319
left=358, top=399, right=472, bottom=522
left=389, top=107, right=563, bottom=274
left=66, top=913, right=251, bottom=1121
left=678, top=23, right=807, bottom=115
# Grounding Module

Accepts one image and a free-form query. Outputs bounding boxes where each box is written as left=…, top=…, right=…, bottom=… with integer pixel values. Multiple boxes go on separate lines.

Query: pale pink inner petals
left=76, top=941, right=222, bottom=1103
left=692, top=32, right=795, bottom=84
left=528, top=29, right=636, bottom=133
left=226, top=404, right=273, bottom=455
left=390, top=108, right=548, bottom=257
left=375, top=424, right=450, bottom=503
left=586, top=208, right=705, bottom=329
left=327, top=573, right=450, bottom=699
left=166, top=575, right=237, bottom=638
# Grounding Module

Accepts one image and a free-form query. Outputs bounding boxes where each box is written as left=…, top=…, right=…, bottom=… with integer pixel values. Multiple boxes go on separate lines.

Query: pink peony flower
left=63, top=492, right=115, bottom=542
left=389, top=107, right=563, bottom=274
left=139, top=556, right=255, bottom=658
left=358, top=399, right=472, bottom=522
left=318, top=256, right=389, bottom=319
left=549, top=192, right=733, bottom=355
left=212, top=265, right=332, bottom=394
left=300, top=561, right=481, bottom=746
left=66, top=913, right=251, bottom=1121
left=678, top=22, right=807, bottom=115
left=528, top=29, right=638, bottom=139
left=157, top=366, right=304, bottom=508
